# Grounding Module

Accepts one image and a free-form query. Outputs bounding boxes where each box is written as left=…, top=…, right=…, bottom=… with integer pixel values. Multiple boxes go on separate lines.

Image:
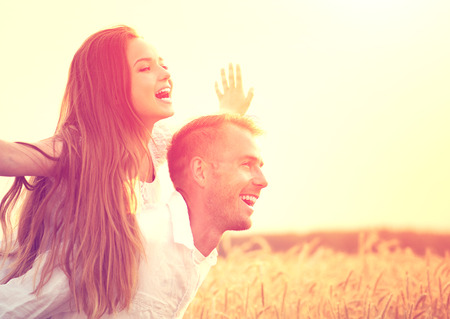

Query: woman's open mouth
left=155, top=88, right=171, bottom=102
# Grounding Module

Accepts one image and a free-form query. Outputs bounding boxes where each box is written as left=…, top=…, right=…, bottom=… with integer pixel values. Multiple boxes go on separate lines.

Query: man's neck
left=190, top=220, right=223, bottom=257
left=179, top=189, right=224, bottom=257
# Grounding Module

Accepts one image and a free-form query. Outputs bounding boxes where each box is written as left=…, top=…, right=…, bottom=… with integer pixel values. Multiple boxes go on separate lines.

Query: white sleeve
left=0, top=262, right=72, bottom=318
left=149, top=121, right=172, bottom=169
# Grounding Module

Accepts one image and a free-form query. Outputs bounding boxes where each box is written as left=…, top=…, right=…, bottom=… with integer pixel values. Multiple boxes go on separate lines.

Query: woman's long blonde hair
left=0, top=25, right=152, bottom=318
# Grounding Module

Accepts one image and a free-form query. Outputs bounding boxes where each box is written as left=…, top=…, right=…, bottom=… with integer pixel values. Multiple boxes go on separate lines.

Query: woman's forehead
left=127, top=38, right=162, bottom=65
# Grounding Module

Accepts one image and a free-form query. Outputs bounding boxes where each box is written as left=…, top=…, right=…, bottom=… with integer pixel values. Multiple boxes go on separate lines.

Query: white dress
left=0, top=125, right=218, bottom=319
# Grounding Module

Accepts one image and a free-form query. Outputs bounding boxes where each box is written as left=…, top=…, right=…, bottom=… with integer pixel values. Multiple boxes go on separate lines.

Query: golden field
left=185, top=232, right=450, bottom=319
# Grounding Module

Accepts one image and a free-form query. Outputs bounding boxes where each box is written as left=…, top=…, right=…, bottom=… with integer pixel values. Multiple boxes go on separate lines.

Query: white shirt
left=0, top=189, right=217, bottom=318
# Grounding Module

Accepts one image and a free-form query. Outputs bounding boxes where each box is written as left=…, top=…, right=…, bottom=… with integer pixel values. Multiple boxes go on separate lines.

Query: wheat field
left=185, top=232, right=450, bottom=319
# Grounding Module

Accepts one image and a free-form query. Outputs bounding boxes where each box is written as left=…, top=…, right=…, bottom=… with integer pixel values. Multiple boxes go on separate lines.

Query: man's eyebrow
left=243, top=155, right=264, bottom=167
left=133, top=57, right=164, bottom=67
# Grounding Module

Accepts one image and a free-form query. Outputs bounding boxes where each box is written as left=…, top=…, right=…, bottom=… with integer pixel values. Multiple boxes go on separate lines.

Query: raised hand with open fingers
left=215, top=63, right=254, bottom=115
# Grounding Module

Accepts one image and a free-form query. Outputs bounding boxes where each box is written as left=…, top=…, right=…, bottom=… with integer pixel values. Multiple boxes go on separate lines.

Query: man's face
left=205, top=124, right=268, bottom=232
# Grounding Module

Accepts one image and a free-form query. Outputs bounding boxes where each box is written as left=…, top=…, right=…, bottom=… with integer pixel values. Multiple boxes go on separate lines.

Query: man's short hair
left=167, top=113, right=263, bottom=188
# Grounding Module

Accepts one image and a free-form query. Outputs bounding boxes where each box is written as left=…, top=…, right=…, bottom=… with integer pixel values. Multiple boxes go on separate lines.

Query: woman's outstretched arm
left=215, top=63, right=254, bottom=115
left=0, top=137, right=61, bottom=177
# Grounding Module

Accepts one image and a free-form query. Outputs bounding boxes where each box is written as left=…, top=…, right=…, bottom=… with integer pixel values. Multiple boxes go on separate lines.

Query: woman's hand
left=215, top=63, right=254, bottom=115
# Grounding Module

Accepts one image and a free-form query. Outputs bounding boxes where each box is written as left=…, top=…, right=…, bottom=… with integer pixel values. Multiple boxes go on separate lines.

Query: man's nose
left=253, top=168, right=268, bottom=189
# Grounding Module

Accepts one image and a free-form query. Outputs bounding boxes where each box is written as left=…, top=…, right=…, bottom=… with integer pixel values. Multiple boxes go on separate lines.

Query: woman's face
left=127, top=38, right=173, bottom=128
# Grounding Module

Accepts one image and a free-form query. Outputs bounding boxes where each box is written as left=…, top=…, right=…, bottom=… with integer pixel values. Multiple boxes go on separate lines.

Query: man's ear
left=190, top=156, right=208, bottom=188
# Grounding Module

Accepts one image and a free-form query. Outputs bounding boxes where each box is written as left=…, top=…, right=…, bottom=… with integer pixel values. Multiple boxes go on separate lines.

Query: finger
left=215, top=81, right=223, bottom=99
left=221, top=68, right=228, bottom=90
left=228, top=63, right=235, bottom=88
left=244, top=87, right=255, bottom=107
left=235, top=64, right=243, bottom=89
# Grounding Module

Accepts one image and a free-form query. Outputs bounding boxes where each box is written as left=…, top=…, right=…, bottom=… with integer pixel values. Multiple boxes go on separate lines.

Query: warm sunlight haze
left=1, top=0, right=450, bottom=234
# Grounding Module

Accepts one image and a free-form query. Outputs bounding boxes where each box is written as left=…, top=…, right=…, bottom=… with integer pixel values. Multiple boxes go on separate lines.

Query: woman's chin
left=159, top=107, right=175, bottom=120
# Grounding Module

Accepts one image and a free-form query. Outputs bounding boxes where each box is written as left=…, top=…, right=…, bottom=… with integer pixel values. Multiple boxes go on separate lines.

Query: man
left=0, top=113, right=268, bottom=318
left=136, top=113, right=268, bottom=318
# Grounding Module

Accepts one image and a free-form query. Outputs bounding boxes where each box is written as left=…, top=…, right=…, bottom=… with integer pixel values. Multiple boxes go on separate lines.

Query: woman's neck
left=139, top=123, right=155, bottom=183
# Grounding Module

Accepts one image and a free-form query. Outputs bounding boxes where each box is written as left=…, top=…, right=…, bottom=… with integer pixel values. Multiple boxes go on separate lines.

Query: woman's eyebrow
left=133, top=57, right=164, bottom=67
left=134, top=57, right=152, bottom=67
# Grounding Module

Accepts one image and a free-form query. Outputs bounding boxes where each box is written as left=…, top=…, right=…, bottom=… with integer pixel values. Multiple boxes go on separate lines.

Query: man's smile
left=239, top=194, right=258, bottom=207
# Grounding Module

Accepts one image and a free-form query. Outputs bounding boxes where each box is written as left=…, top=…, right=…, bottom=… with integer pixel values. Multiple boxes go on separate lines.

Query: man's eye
left=242, top=162, right=251, bottom=168
left=161, top=65, right=168, bottom=70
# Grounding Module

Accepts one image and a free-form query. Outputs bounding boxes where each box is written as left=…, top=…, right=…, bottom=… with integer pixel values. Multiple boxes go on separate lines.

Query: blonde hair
left=0, top=25, right=152, bottom=318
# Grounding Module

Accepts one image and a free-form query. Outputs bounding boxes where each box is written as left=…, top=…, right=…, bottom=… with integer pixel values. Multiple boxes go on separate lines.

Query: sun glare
left=1, top=0, right=450, bottom=234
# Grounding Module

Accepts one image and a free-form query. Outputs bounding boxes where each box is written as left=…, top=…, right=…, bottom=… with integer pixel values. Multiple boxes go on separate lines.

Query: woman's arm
left=215, top=63, right=254, bottom=115
left=0, top=137, right=61, bottom=177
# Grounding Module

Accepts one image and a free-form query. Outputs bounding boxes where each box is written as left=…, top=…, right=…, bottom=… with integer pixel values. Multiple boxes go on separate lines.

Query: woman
left=0, top=25, right=253, bottom=318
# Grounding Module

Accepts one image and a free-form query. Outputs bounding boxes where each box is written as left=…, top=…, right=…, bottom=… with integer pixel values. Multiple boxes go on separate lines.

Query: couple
left=0, top=25, right=267, bottom=318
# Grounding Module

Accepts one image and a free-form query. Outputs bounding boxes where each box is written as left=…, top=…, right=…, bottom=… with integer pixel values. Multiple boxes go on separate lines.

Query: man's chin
left=229, top=219, right=252, bottom=232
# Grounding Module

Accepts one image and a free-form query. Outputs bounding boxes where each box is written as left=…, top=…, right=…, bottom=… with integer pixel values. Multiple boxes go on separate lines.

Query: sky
left=1, top=0, right=450, bottom=234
